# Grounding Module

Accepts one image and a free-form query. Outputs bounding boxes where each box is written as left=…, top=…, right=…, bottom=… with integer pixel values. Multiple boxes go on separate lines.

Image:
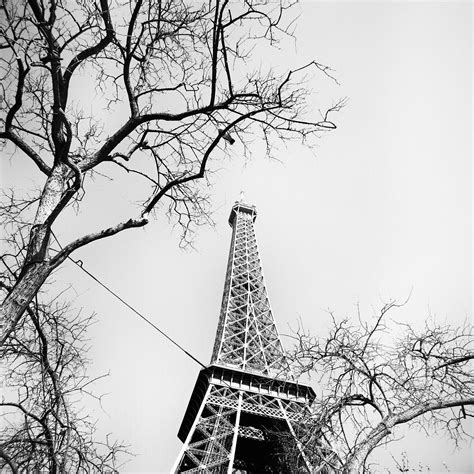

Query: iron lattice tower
left=172, top=202, right=316, bottom=473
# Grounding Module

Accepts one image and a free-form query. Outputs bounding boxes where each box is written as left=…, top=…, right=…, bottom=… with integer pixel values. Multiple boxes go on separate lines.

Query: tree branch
left=434, top=355, right=474, bottom=371
left=0, top=131, right=51, bottom=175
left=62, top=0, right=115, bottom=105
left=50, top=216, right=149, bottom=267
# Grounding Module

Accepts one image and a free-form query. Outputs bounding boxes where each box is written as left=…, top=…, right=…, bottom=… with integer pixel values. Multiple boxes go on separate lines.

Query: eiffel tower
left=172, top=201, right=316, bottom=473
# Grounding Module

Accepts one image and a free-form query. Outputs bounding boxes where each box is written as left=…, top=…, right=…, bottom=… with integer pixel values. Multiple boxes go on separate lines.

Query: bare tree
left=0, top=0, right=342, bottom=343
left=0, top=295, right=127, bottom=473
left=289, top=301, right=474, bottom=473
left=0, top=192, right=128, bottom=473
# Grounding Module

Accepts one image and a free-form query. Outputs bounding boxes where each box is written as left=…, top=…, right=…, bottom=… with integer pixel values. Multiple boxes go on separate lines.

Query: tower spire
left=172, top=201, right=316, bottom=473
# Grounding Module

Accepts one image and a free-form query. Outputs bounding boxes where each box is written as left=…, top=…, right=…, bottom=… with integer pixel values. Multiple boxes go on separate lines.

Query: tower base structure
left=172, top=365, right=315, bottom=473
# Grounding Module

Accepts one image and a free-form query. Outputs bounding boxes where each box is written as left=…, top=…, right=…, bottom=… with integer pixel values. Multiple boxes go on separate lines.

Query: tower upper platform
left=228, top=201, right=257, bottom=227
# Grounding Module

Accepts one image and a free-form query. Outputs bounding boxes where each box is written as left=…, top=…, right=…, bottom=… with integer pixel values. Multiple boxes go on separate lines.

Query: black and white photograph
left=0, top=0, right=472, bottom=472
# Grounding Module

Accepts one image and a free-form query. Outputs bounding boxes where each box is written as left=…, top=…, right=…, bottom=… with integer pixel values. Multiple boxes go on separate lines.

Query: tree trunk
left=1, top=164, right=68, bottom=345
left=342, top=451, right=370, bottom=474
left=1, top=261, right=52, bottom=345
left=342, top=424, right=391, bottom=474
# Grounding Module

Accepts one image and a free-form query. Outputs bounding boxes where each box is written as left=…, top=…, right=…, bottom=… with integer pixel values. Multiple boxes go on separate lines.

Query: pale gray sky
left=3, top=1, right=472, bottom=472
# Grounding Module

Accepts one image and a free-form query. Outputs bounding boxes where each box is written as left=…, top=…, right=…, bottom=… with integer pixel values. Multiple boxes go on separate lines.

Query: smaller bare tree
left=0, top=177, right=127, bottom=473
left=288, top=301, right=474, bottom=473
left=0, top=296, right=127, bottom=473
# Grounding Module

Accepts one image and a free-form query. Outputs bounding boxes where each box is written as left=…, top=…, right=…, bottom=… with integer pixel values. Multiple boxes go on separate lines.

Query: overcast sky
left=3, top=1, right=472, bottom=472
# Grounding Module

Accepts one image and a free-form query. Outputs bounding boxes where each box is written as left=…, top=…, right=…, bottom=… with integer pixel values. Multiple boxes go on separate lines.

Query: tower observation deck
left=172, top=201, right=318, bottom=473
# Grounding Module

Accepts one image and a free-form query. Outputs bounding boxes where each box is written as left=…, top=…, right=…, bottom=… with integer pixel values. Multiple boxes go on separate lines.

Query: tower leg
left=226, top=392, right=243, bottom=473
left=172, top=384, right=241, bottom=472
left=171, top=385, right=212, bottom=473
left=277, top=398, right=313, bottom=472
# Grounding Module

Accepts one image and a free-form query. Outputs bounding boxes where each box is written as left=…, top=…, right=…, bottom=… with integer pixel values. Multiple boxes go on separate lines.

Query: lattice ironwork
left=238, top=426, right=265, bottom=440
left=207, top=386, right=307, bottom=422
left=174, top=382, right=311, bottom=472
left=211, top=203, right=292, bottom=380
left=173, top=202, right=316, bottom=473
left=175, top=385, right=239, bottom=472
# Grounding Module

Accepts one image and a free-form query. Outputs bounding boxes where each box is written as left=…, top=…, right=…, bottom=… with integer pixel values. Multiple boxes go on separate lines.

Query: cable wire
left=51, top=232, right=206, bottom=369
